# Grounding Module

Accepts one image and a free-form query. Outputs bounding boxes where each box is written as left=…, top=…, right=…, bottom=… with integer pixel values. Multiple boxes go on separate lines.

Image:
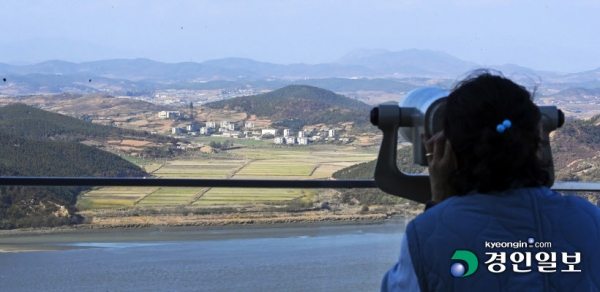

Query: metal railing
left=0, top=177, right=598, bottom=193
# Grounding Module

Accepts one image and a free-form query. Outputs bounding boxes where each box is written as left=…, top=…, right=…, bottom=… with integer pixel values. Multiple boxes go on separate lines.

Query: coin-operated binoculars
left=370, top=87, right=565, bottom=204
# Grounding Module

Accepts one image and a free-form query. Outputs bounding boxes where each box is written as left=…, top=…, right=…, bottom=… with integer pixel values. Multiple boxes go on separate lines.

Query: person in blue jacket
left=381, top=72, right=600, bottom=292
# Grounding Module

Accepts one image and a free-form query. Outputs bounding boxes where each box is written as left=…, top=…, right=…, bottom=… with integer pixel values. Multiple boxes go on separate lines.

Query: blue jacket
left=383, top=187, right=600, bottom=292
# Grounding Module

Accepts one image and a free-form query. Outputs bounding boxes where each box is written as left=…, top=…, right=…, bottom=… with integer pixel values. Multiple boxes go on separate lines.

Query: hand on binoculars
left=422, top=131, right=456, bottom=203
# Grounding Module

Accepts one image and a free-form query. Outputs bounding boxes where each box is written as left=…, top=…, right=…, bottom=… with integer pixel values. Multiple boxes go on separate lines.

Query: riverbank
left=0, top=213, right=413, bottom=253
left=1, top=209, right=418, bottom=236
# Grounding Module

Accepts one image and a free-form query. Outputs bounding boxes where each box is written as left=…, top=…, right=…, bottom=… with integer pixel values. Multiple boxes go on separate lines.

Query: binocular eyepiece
left=370, top=86, right=565, bottom=203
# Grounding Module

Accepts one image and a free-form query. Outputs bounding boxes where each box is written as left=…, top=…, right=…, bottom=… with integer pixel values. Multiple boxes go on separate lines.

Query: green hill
left=206, top=85, right=373, bottom=131
left=0, top=104, right=150, bottom=229
left=0, top=103, right=173, bottom=143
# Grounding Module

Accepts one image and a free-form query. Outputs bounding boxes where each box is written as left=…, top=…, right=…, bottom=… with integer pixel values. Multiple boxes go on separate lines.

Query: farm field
left=78, top=145, right=378, bottom=209
left=152, top=160, right=246, bottom=178
left=77, top=187, right=158, bottom=209
left=136, top=187, right=206, bottom=206
left=235, top=161, right=316, bottom=177
left=193, top=188, right=305, bottom=205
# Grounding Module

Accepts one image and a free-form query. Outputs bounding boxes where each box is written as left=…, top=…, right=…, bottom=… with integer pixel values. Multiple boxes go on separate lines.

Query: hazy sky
left=0, top=0, right=598, bottom=72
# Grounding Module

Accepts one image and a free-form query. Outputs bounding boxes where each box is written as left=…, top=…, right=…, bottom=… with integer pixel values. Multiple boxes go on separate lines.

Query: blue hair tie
left=496, top=119, right=512, bottom=133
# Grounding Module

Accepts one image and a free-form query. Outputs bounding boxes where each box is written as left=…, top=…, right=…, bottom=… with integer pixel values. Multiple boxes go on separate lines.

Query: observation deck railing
left=0, top=177, right=598, bottom=193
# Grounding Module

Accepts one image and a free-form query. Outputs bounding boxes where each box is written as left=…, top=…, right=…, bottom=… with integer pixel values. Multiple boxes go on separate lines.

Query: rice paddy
left=193, top=188, right=304, bottom=205
left=77, top=187, right=158, bottom=209
left=136, top=187, right=206, bottom=206
left=77, top=145, right=378, bottom=209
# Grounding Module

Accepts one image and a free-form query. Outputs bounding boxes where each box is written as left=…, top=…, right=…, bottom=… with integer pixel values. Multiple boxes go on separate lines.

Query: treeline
left=209, top=140, right=233, bottom=150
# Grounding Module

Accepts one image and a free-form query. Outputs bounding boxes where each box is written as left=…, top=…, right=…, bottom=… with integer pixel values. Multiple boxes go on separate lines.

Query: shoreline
left=0, top=212, right=414, bottom=253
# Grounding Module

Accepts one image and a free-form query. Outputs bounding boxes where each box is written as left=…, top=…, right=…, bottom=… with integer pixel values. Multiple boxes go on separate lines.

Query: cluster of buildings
left=169, top=120, right=350, bottom=145
left=271, top=129, right=349, bottom=145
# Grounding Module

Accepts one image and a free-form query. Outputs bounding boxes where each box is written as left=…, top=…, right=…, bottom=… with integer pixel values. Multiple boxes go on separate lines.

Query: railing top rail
left=0, top=177, right=598, bottom=192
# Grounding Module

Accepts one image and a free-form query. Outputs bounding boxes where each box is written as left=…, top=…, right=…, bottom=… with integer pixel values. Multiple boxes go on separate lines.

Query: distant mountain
left=337, top=48, right=479, bottom=77
left=0, top=50, right=554, bottom=82
left=1, top=51, right=597, bottom=94
left=0, top=72, right=161, bottom=95
left=0, top=73, right=420, bottom=96
left=290, top=78, right=417, bottom=92
left=205, top=85, right=372, bottom=130
left=0, top=58, right=372, bottom=81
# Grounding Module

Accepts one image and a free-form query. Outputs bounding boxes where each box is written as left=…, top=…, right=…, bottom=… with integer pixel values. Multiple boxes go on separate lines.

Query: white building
left=206, top=122, right=216, bottom=128
left=159, top=111, right=180, bottom=119
left=285, top=137, right=297, bottom=145
left=200, top=127, right=213, bottom=135
left=222, top=131, right=242, bottom=138
left=186, top=124, right=199, bottom=132
left=283, top=129, right=292, bottom=137
left=172, top=127, right=183, bottom=134
left=226, top=124, right=236, bottom=131
left=262, top=129, right=278, bottom=136
left=297, top=131, right=305, bottom=138
left=274, top=137, right=285, bottom=144
left=298, top=137, right=309, bottom=145
left=328, top=129, right=337, bottom=137
left=220, top=121, right=231, bottom=128
left=244, top=122, right=255, bottom=129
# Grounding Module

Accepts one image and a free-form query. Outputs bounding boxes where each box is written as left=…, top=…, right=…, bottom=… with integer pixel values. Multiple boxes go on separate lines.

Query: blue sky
left=0, top=0, right=598, bottom=72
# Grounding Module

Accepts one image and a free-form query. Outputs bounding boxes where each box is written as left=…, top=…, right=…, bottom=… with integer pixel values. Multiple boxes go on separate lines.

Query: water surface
left=0, top=220, right=407, bottom=292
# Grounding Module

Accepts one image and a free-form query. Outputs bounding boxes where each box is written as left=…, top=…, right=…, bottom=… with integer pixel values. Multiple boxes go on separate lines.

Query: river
left=0, top=219, right=408, bottom=292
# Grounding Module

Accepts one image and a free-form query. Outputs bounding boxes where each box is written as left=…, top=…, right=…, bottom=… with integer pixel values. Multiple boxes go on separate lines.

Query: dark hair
left=444, top=71, right=549, bottom=195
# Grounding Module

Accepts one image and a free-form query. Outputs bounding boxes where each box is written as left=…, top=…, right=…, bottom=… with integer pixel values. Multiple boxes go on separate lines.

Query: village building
left=159, top=111, right=181, bottom=119
left=298, top=137, right=309, bottom=145
left=274, top=137, right=285, bottom=144
left=200, top=127, right=213, bottom=135
left=186, top=124, right=199, bottom=132
left=262, top=129, right=278, bottom=136
left=244, top=122, right=255, bottom=129
left=206, top=122, right=216, bottom=128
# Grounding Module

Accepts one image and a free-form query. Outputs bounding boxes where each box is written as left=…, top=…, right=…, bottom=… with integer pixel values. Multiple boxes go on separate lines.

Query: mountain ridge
left=1, top=49, right=580, bottom=81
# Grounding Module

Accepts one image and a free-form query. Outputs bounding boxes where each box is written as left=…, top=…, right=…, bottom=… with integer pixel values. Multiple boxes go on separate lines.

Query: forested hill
left=551, top=115, right=600, bottom=184
left=0, top=103, right=173, bottom=143
left=0, top=124, right=148, bottom=229
left=206, top=85, right=373, bottom=130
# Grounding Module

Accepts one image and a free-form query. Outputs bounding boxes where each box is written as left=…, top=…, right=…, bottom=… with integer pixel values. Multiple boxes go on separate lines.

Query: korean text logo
left=451, top=238, right=581, bottom=277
